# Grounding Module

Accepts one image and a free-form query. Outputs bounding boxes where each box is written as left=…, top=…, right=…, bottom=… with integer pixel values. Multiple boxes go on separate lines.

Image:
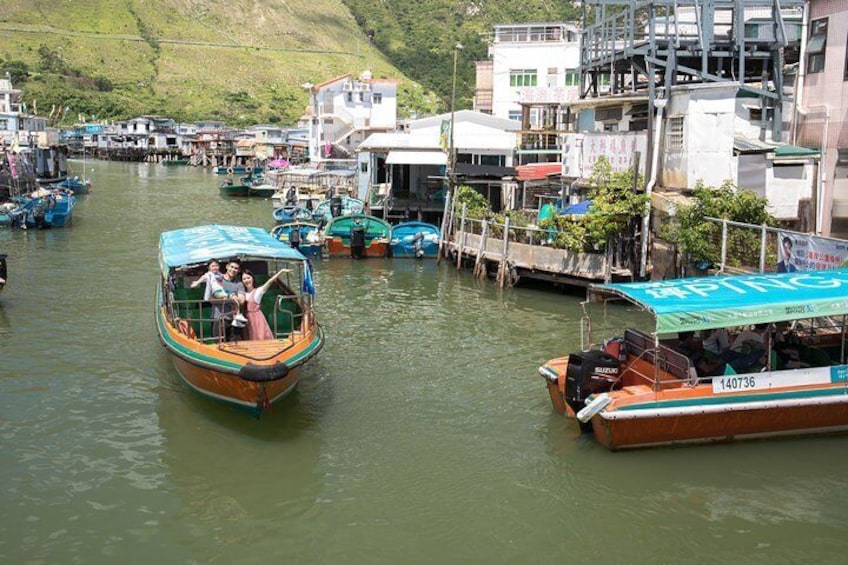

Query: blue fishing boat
left=311, top=195, right=364, bottom=225
left=389, top=221, right=440, bottom=258
left=57, top=176, right=92, bottom=194
left=272, top=205, right=313, bottom=223
left=271, top=221, right=323, bottom=258
left=42, top=190, right=75, bottom=227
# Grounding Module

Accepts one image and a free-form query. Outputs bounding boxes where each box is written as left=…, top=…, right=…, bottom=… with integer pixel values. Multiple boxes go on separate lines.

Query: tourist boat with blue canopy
left=389, top=221, right=440, bottom=258
left=539, top=268, right=848, bottom=450
left=323, top=213, right=391, bottom=258
left=271, top=221, right=323, bottom=258
left=156, top=224, right=324, bottom=417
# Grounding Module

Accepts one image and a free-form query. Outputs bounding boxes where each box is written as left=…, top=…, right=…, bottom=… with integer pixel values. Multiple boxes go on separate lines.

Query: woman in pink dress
left=240, top=268, right=289, bottom=340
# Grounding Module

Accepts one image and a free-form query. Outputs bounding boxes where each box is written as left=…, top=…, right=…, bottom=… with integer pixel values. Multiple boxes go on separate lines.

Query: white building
left=0, top=78, right=50, bottom=149
left=302, top=71, right=398, bottom=167
left=357, top=110, right=519, bottom=210
left=476, top=23, right=581, bottom=127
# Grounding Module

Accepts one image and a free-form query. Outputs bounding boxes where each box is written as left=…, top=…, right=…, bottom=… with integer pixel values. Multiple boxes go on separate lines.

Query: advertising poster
left=777, top=231, right=848, bottom=272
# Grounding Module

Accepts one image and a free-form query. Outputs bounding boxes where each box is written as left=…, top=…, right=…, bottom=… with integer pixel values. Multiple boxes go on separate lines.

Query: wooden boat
left=156, top=224, right=324, bottom=417
left=271, top=221, right=323, bottom=258
left=56, top=176, right=91, bottom=194
left=389, top=221, right=440, bottom=258
left=272, top=205, right=313, bottom=223
left=539, top=269, right=848, bottom=450
left=311, top=195, right=364, bottom=224
left=323, top=213, right=391, bottom=258
left=218, top=177, right=251, bottom=197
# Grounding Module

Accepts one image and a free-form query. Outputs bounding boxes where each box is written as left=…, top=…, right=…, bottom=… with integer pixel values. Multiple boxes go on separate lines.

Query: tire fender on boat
left=245, top=166, right=253, bottom=173
left=239, top=361, right=289, bottom=382
left=227, top=167, right=234, bottom=174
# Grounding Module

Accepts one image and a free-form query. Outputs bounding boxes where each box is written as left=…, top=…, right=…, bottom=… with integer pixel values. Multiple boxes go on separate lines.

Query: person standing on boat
left=240, top=268, right=289, bottom=340
left=211, top=261, right=246, bottom=341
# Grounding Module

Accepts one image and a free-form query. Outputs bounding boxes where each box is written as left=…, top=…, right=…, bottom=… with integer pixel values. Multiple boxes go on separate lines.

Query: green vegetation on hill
left=341, top=0, right=579, bottom=109
left=0, top=0, right=577, bottom=126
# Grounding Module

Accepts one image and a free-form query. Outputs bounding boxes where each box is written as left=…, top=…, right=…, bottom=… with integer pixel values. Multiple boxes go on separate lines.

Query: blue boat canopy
left=590, top=268, right=848, bottom=334
left=159, top=225, right=305, bottom=275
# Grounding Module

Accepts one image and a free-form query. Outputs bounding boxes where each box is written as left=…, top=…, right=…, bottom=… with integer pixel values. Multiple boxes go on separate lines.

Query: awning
left=516, top=162, right=562, bottom=181
left=590, top=268, right=848, bottom=334
left=385, top=150, right=447, bottom=166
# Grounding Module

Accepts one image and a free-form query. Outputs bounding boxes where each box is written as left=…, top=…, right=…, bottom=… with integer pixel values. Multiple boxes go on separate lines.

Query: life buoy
left=226, top=167, right=234, bottom=174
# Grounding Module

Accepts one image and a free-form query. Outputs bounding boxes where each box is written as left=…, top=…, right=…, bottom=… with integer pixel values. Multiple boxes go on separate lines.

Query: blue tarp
left=591, top=268, right=848, bottom=334
left=159, top=225, right=305, bottom=275
left=558, top=200, right=592, bottom=215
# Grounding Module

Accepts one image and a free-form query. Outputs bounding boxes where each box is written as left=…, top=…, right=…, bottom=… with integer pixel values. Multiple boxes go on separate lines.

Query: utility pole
left=448, top=43, right=463, bottom=191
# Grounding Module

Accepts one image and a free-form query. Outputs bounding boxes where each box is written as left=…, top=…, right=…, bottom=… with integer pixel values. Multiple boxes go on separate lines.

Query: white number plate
left=712, top=367, right=834, bottom=394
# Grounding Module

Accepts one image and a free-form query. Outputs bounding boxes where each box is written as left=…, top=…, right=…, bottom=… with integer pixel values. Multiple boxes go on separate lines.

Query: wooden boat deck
left=217, top=337, right=297, bottom=361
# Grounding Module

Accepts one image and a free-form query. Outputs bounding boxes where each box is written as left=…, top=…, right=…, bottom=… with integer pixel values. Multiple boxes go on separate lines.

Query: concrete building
left=302, top=71, right=398, bottom=167
left=794, top=0, right=848, bottom=237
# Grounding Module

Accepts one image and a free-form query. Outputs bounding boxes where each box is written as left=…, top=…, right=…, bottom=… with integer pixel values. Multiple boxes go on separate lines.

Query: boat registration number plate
left=712, top=366, right=834, bottom=394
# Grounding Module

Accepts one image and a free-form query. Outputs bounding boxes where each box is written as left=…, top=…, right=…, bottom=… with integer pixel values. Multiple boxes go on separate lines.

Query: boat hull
left=325, top=238, right=389, bottom=258
left=155, top=300, right=324, bottom=417
left=218, top=184, right=250, bottom=197
left=590, top=385, right=848, bottom=450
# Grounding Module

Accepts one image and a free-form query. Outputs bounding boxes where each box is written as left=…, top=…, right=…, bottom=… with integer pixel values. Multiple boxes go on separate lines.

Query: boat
left=271, top=221, right=323, bottom=258
left=248, top=181, right=277, bottom=198
left=156, top=224, right=324, bottom=417
left=272, top=205, right=313, bottom=223
left=162, top=158, right=190, bottom=166
left=389, top=221, right=440, bottom=258
left=56, top=176, right=91, bottom=195
left=40, top=189, right=75, bottom=227
left=214, top=165, right=263, bottom=175
left=323, top=213, right=391, bottom=258
left=218, top=177, right=251, bottom=197
left=539, top=268, right=848, bottom=450
left=311, top=195, right=364, bottom=224
left=0, top=253, right=6, bottom=292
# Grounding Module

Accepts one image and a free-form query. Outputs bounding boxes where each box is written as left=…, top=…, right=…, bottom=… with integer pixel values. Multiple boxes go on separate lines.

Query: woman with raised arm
left=240, top=268, right=289, bottom=340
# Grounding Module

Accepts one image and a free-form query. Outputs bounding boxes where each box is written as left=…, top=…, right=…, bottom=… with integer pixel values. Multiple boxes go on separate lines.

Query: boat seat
left=623, top=385, right=653, bottom=395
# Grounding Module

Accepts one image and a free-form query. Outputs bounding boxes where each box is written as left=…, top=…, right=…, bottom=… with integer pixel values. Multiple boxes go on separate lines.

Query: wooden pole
left=456, top=203, right=467, bottom=270
left=497, top=216, right=511, bottom=288
left=474, top=219, right=489, bottom=278
left=437, top=189, right=451, bottom=264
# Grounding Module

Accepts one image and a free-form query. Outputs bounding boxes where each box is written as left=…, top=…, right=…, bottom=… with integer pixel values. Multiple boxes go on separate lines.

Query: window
left=373, top=93, right=382, bottom=104
left=0, top=119, right=6, bottom=130
left=479, top=154, right=505, bottom=167
left=346, top=92, right=353, bottom=102
left=807, top=18, right=827, bottom=74
left=358, top=92, right=364, bottom=102
left=547, top=68, right=559, bottom=88
left=845, top=35, right=848, bottom=80
left=508, top=111, right=522, bottom=122
left=564, top=69, right=579, bottom=86
left=667, top=116, right=685, bottom=151
left=509, top=69, right=537, bottom=87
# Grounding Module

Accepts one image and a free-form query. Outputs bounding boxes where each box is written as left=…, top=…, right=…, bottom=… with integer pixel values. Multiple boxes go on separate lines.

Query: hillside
left=0, top=0, right=577, bottom=127
left=0, top=0, right=428, bottom=126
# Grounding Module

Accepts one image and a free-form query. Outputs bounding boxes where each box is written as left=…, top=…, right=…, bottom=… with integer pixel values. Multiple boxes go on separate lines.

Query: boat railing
left=623, top=328, right=696, bottom=388
left=168, top=294, right=312, bottom=346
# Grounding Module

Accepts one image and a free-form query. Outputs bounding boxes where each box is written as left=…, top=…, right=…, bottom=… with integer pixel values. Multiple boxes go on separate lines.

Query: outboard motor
left=411, top=231, right=425, bottom=259
left=330, top=196, right=343, bottom=218
left=350, top=226, right=366, bottom=259
left=32, top=203, right=48, bottom=229
left=289, top=227, right=302, bottom=249
left=565, top=350, right=621, bottom=430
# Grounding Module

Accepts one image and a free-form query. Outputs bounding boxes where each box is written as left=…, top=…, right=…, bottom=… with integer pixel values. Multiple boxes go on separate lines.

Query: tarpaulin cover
left=590, top=268, right=848, bottom=334
left=159, top=224, right=304, bottom=276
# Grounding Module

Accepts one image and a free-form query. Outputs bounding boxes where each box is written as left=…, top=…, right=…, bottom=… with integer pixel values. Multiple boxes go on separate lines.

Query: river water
left=1, top=161, right=846, bottom=564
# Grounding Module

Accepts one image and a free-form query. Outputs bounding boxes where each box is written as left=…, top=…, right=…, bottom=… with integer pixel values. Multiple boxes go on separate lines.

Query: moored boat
left=56, top=176, right=91, bottom=194
left=156, top=224, right=324, bottom=416
left=271, top=221, right=323, bottom=258
left=389, top=221, right=440, bottom=258
left=218, top=177, right=251, bottom=197
left=323, top=213, right=391, bottom=258
left=311, top=195, right=364, bottom=224
left=272, top=205, right=313, bottom=223
left=539, top=269, right=848, bottom=450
